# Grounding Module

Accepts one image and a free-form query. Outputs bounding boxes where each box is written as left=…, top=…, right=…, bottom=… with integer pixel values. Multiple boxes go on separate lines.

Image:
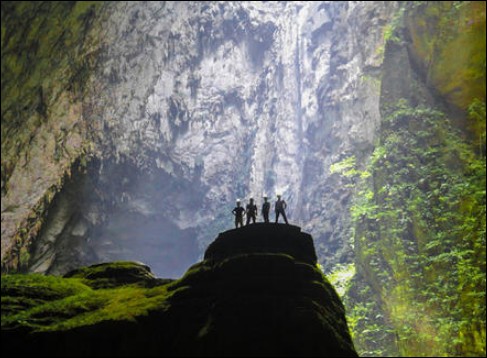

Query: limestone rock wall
left=1, top=1, right=398, bottom=275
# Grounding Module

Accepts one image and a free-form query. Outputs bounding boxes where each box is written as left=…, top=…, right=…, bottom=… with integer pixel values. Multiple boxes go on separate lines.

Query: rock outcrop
left=1, top=224, right=357, bottom=357
left=3, top=2, right=483, bottom=356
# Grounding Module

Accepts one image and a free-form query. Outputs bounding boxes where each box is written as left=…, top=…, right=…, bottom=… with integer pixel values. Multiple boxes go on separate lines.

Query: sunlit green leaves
left=330, top=156, right=359, bottom=177
left=346, top=102, right=486, bottom=356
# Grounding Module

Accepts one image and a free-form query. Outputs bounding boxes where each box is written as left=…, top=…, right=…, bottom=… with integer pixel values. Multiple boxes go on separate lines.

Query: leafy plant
left=340, top=103, right=486, bottom=357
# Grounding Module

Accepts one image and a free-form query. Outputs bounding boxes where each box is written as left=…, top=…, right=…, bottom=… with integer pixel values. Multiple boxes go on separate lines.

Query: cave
left=1, top=2, right=485, bottom=356
left=29, top=158, right=200, bottom=278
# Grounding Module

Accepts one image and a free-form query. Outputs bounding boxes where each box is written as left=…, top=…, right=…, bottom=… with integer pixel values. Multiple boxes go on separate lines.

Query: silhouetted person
left=262, top=196, right=270, bottom=223
left=232, top=200, right=245, bottom=228
left=275, top=194, right=289, bottom=224
left=246, top=198, right=257, bottom=225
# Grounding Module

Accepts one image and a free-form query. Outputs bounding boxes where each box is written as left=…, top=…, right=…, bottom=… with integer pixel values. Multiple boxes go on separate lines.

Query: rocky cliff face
left=2, top=225, right=357, bottom=357
left=344, top=2, right=486, bottom=356
left=3, top=2, right=485, bottom=357
left=1, top=1, right=397, bottom=276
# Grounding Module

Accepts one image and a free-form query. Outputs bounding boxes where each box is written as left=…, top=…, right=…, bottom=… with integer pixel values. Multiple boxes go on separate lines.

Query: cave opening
left=29, top=158, right=201, bottom=278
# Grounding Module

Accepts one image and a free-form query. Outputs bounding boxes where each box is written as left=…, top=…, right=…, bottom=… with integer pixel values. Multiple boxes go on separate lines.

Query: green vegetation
left=332, top=102, right=486, bottom=356
left=468, top=99, right=487, bottom=156
left=382, top=4, right=405, bottom=45
left=330, top=156, right=360, bottom=179
left=1, top=1, right=105, bottom=272
left=1, top=240, right=357, bottom=357
left=406, top=1, right=486, bottom=109
left=327, top=263, right=356, bottom=298
left=344, top=2, right=486, bottom=355
left=1, top=263, right=173, bottom=333
left=64, top=261, right=158, bottom=289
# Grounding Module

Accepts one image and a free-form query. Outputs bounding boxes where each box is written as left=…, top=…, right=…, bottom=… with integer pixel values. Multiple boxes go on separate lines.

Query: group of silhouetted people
left=232, top=195, right=289, bottom=228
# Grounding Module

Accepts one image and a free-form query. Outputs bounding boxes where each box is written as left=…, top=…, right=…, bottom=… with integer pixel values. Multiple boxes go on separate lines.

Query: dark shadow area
left=2, top=225, right=357, bottom=357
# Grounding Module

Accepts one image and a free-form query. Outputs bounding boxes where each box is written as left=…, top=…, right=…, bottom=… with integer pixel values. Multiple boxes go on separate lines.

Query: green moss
left=1, top=229, right=358, bottom=357
left=407, top=1, right=486, bottom=110
left=1, top=274, right=91, bottom=322
left=1, top=2, right=107, bottom=269
left=1, top=268, right=173, bottom=333
left=40, top=285, right=171, bottom=331
left=1, top=274, right=90, bottom=301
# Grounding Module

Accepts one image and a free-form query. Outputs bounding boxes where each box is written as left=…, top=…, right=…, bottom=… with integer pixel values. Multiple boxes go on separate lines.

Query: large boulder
left=1, top=224, right=357, bottom=356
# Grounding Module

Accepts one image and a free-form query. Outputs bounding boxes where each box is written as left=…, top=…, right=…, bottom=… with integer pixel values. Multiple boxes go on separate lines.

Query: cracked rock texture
left=1, top=1, right=397, bottom=276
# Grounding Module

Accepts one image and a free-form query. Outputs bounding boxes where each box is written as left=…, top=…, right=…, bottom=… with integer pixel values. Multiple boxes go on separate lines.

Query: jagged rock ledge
left=1, top=224, right=357, bottom=357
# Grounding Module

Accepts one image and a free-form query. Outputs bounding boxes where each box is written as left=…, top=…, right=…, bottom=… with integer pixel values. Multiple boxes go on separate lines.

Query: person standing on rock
left=246, top=198, right=258, bottom=225
left=232, top=199, right=245, bottom=228
left=262, top=196, right=270, bottom=223
left=275, top=194, right=289, bottom=224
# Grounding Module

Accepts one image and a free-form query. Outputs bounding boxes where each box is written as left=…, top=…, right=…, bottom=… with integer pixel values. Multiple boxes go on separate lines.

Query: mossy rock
left=1, top=274, right=90, bottom=320
left=406, top=2, right=486, bottom=110
left=63, top=261, right=171, bottom=288
left=1, top=226, right=357, bottom=356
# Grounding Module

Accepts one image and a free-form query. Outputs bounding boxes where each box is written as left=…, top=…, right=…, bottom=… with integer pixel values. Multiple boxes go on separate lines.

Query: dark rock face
left=205, top=223, right=317, bottom=265
left=2, top=225, right=357, bottom=357
left=172, top=225, right=355, bottom=356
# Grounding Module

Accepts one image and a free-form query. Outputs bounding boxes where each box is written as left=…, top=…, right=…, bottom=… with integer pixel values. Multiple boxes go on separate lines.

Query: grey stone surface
left=1, top=2, right=398, bottom=274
